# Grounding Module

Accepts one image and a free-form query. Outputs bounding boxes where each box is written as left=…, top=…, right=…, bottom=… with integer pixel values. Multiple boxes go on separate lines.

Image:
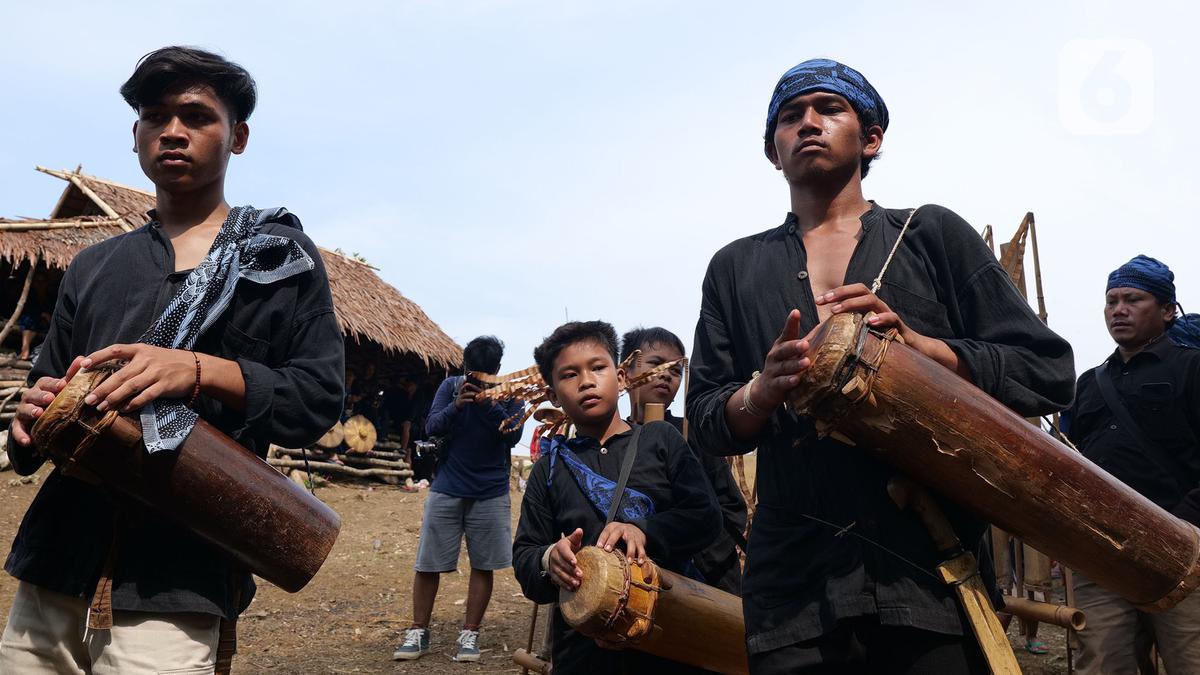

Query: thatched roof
left=41, top=166, right=155, bottom=230
left=321, top=250, right=462, bottom=368
left=1, top=167, right=461, bottom=369
left=0, top=216, right=128, bottom=268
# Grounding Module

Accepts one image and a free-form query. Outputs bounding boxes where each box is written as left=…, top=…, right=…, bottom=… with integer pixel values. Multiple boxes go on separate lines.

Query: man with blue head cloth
left=1064, top=255, right=1200, bottom=674
left=686, top=58, right=1075, bottom=672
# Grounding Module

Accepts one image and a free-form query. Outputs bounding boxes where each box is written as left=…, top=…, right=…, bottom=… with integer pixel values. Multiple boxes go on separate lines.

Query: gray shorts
left=414, top=490, right=512, bottom=572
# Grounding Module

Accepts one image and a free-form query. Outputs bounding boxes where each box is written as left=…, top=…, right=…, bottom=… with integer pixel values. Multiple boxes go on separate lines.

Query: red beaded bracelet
left=187, top=351, right=202, bottom=408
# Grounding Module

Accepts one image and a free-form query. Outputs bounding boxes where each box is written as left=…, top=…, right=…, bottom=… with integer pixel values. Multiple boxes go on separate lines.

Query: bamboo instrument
left=792, top=312, right=1200, bottom=611
left=559, top=546, right=748, bottom=674
left=31, top=369, right=341, bottom=592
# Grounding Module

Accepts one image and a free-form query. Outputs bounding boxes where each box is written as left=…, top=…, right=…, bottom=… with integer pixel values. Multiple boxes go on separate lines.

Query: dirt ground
left=0, top=464, right=1070, bottom=674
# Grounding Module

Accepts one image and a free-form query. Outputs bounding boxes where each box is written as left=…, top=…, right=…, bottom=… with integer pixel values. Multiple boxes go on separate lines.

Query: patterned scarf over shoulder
left=138, top=206, right=314, bottom=453
left=544, top=434, right=655, bottom=521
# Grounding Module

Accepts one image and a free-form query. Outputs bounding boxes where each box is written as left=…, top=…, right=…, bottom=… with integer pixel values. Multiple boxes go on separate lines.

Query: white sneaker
left=455, top=628, right=481, bottom=662
left=392, top=627, right=431, bottom=661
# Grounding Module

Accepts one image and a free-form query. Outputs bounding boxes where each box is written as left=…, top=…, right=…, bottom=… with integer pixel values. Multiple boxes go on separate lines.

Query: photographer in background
left=393, top=336, right=523, bottom=663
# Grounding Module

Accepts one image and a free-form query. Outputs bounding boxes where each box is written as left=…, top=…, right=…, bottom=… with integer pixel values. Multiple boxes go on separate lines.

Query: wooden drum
left=31, top=369, right=341, bottom=593
left=791, top=312, right=1200, bottom=611
left=560, top=546, right=747, bottom=674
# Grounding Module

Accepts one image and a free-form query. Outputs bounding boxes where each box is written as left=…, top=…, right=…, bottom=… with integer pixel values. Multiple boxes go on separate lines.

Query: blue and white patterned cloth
left=764, top=58, right=889, bottom=153
left=544, top=434, right=655, bottom=521
left=138, top=206, right=314, bottom=453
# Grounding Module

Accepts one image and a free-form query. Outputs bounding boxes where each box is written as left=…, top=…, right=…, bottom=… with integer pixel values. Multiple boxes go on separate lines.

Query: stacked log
left=266, top=446, right=412, bottom=484
left=0, top=358, right=32, bottom=423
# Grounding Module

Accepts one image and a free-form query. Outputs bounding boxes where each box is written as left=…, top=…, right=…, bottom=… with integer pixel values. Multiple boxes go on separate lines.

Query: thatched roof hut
left=0, top=167, right=461, bottom=376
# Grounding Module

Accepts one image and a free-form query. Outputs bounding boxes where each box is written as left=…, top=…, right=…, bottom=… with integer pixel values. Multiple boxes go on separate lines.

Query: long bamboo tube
left=513, top=649, right=551, bottom=674
left=1002, top=596, right=1086, bottom=631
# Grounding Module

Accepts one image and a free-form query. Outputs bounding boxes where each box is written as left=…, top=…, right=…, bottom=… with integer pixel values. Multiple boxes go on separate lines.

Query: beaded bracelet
left=187, top=351, right=202, bottom=408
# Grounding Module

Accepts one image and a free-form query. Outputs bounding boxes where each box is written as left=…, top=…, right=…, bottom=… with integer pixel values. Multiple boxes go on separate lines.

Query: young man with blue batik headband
left=1064, top=255, right=1200, bottom=674
left=687, top=58, right=1075, bottom=672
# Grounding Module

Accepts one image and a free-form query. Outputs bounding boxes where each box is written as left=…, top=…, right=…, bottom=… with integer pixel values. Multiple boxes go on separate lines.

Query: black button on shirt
left=686, top=203, right=1075, bottom=654
left=1065, top=338, right=1200, bottom=512
left=4, top=213, right=345, bottom=619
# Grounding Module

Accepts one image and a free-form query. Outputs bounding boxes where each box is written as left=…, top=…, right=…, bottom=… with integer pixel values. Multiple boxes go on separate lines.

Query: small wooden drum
left=791, top=312, right=1200, bottom=611
left=560, top=546, right=747, bottom=674
left=31, top=369, right=341, bottom=593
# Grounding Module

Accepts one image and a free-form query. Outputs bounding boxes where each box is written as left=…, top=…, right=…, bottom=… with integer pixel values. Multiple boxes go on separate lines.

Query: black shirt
left=686, top=203, right=1075, bottom=654
left=656, top=411, right=747, bottom=593
left=1065, top=337, right=1200, bottom=513
left=512, top=421, right=721, bottom=674
left=5, top=213, right=345, bottom=619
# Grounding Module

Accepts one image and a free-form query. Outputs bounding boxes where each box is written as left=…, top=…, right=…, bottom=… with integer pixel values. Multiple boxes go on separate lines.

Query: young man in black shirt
left=620, top=326, right=747, bottom=594
left=1064, top=255, right=1200, bottom=674
left=0, top=47, right=344, bottom=673
left=686, top=58, right=1074, bottom=673
left=513, top=321, right=720, bottom=674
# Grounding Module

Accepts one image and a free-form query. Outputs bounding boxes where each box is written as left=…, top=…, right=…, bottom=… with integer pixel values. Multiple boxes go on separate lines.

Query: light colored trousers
left=1074, top=573, right=1200, bottom=675
left=0, top=581, right=220, bottom=674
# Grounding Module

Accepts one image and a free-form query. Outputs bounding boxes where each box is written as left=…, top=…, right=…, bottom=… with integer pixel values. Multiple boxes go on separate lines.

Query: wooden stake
left=0, top=254, right=38, bottom=348
left=889, top=477, right=1023, bottom=674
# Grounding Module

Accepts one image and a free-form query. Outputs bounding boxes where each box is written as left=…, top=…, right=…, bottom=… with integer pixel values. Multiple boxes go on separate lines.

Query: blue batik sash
left=545, top=435, right=655, bottom=521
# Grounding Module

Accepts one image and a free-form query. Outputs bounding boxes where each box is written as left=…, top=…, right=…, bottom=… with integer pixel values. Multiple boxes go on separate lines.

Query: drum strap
left=1094, top=364, right=1193, bottom=496
left=85, top=526, right=120, bottom=631
left=606, top=426, right=644, bottom=525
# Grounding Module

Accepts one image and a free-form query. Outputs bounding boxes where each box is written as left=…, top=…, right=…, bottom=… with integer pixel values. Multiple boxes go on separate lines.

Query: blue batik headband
left=764, top=58, right=889, bottom=157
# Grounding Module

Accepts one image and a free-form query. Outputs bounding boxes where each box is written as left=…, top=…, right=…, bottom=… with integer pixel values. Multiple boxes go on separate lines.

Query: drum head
left=560, top=546, right=627, bottom=630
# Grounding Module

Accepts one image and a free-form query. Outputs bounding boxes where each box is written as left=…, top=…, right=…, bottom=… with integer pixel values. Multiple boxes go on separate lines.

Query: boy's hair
left=120, top=46, right=258, bottom=123
left=463, top=336, right=505, bottom=375
left=619, top=326, right=686, bottom=364
left=534, top=321, right=620, bottom=385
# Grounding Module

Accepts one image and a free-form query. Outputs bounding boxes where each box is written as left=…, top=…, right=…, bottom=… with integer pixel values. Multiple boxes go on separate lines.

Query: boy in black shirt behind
left=512, top=321, right=720, bottom=674
left=621, top=326, right=747, bottom=595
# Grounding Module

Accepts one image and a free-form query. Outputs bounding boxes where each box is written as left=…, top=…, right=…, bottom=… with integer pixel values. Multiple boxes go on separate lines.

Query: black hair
left=619, top=326, right=686, bottom=364
left=534, top=321, right=620, bottom=385
left=463, top=336, right=504, bottom=375
left=120, top=46, right=257, bottom=123
left=857, top=108, right=881, bottom=178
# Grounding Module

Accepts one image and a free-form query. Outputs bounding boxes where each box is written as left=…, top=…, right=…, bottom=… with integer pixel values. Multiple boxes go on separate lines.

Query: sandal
left=1024, top=640, right=1049, bottom=655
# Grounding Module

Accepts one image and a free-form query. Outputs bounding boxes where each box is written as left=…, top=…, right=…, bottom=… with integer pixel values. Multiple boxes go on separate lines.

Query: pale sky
left=3, top=1, right=1197, bottom=431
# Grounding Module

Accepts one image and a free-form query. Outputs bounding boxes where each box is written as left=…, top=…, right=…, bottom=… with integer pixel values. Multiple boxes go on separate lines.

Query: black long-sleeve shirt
left=4, top=213, right=345, bottom=619
left=512, top=421, right=721, bottom=674
left=660, top=411, right=747, bottom=593
left=1065, top=338, right=1200, bottom=516
left=686, top=203, right=1075, bottom=655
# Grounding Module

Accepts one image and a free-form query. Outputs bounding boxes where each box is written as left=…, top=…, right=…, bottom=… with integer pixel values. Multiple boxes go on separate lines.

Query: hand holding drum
left=559, top=546, right=749, bottom=675
left=30, top=368, right=341, bottom=593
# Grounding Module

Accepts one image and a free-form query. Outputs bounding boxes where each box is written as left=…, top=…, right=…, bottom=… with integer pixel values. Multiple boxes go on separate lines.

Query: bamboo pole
left=1027, top=213, right=1049, bottom=324
left=1001, top=596, right=1086, bottom=631
left=513, top=649, right=551, bottom=674
left=266, top=457, right=412, bottom=478
left=0, top=219, right=122, bottom=231
left=0, top=255, right=39, bottom=348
